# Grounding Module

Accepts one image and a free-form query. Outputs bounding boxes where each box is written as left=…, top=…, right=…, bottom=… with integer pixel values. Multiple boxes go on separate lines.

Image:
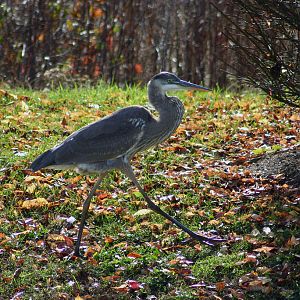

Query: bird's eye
left=167, top=79, right=173, bottom=84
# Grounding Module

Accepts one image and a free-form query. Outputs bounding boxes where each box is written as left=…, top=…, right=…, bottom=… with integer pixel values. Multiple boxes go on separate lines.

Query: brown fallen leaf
left=253, top=246, right=275, bottom=253
left=216, top=281, right=226, bottom=291
left=21, top=198, right=49, bottom=209
left=236, top=254, right=258, bottom=265
left=112, top=283, right=129, bottom=293
left=61, top=116, right=68, bottom=127
left=47, top=234, right=65, bottom=242
left=24, top=175, right=45, bottom=183
left=104, top=236, right=114, bottom=243
left=127, top=252, right=142, bottom=259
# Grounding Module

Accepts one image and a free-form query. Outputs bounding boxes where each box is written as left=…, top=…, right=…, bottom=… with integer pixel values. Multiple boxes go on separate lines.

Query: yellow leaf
left=185, top=211, right=196, bottom=218
left=66, top=19, right=73, bottom=31
left=21, top=198, right=49, bottom=209
left=26, top=183, right=37, bottom=194
left=75, top=295, right=84, bottom=300
left=24, top=175, right=44, bottom=183
left=47, top=234, right=65, bottom=242
left=208, top=219, right=220, bottom=225
left=133, top=209, right=153, bottom=217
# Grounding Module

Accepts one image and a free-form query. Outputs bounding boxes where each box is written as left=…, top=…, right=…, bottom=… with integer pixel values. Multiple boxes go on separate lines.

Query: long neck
left=147, top=83, right=185, bottom=143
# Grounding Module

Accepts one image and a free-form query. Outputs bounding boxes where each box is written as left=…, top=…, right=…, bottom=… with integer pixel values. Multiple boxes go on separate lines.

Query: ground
left=0, top=87, right=299, bottom=299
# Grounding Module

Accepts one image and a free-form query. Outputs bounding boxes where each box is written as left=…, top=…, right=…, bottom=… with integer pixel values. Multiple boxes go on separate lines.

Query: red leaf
left=127, top=280, right=142, bottom=290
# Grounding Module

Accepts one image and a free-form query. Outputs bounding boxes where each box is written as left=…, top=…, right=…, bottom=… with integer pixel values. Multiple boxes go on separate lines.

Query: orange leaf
left=92, top=8, right=103, bottom=18
left=169, top=259, right=179, bottom=265
left=290, top=114, right=300, bottom=121
left=194, top=244, right=202, bottom=252
left=104, top=236, right=114, bottom=244
left=127, top=252, right=142, bottom=259
left=0, top=232, right=7, bottom=240
left=97, top=192, right=110, bottom=200
left=134, top=64, right=143, bottom=74
left=37, top=33, right=45, bottom=42
left=216, top=281, right=226, bottom=291
left=64, top=236, right=74, bottom=247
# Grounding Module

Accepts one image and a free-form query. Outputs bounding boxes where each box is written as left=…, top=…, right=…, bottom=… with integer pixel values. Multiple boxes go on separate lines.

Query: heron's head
left=149, top=72, right=211, bottom=93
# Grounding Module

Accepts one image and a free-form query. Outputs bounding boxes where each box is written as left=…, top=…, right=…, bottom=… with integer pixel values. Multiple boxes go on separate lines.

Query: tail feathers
left=30, top=150, right=55, bottom=172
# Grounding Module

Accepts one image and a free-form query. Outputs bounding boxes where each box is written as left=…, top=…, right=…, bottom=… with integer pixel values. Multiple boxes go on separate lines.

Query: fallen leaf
left=216, top=281, right=226, bottom=291
left=21, top=198, right=49, bottom=209
left=127, top=280, right=142, bottom=290
left=127, top=252, right=142, bottom=259
left=290, top=114, right=300, bottom=121
left=61, top=116, right=68, bottom=127
left=285, top=236, right=299, bottom=248
left=24, top=175, right=45, bottom=183
left=112, top=283, right=129, bottom=293
left=104, top=236, right=114, bottom=243
left=26, top=183, right=37, bottom=194
left=133, top=208, right=153, bottom=216
left=194, top=244, right=202, bottom=252
left=253, top=246, right=275, bottom=253
left=47, top=234, right=65, bottom=242
left=236, top=255, right=257, bottom=265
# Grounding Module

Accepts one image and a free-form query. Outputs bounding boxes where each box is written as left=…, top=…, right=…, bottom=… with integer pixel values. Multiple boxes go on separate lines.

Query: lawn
left=0, top=84, right=299, bottom=299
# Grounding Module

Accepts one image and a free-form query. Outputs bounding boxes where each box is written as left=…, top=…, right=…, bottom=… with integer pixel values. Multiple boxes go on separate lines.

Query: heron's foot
left=192, top=232, right=226, bottom=246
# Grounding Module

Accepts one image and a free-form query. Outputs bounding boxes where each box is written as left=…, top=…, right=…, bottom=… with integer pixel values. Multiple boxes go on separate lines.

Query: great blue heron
left=31, top=72, right=224, bottom=256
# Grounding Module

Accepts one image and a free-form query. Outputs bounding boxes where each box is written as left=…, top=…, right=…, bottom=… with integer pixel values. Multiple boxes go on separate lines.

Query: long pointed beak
left=179, top=80, right=211, bottom=91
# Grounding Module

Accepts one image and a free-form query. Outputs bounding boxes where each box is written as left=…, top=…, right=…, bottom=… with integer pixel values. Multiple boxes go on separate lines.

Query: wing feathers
left=31, top=106, right=154, bottom=169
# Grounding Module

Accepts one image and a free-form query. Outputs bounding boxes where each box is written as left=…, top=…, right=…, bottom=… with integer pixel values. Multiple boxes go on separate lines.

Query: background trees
left=216, top=0, right=300, bottom=107
left=0, top=0, right=299, bottom=106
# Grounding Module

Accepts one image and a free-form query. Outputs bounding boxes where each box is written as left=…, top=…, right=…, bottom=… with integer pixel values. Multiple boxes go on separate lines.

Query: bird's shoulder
left=63, top=105, right=153, bottom=143
left=52, top=105, right=154, bottom=163
left=83, top=106, right=151, bottom=133
left=111, top=105, right=153, bottom=121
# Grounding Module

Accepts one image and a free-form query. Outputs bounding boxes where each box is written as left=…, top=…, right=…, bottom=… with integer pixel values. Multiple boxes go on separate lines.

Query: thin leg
left=74, top=174, right=106, bottom=256
left=122, top=164, right=225, bottom=246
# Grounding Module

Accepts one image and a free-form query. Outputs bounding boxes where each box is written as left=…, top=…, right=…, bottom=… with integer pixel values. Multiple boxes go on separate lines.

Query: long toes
left=203, top=236, right=227, bottom=246
left=195, top=234, right=226, bottom=246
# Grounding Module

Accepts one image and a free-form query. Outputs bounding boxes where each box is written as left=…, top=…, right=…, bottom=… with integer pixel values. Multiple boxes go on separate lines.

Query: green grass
left=0, top=84, right=300, bottom=299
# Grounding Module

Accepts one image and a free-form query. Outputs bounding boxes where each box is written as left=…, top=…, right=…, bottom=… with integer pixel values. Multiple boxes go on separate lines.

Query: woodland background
left=1, top=0, right=298, bottom=103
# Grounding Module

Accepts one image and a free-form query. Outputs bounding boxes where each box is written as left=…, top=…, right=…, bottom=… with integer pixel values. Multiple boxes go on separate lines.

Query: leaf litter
left=0, top=89, right=300, bottom=299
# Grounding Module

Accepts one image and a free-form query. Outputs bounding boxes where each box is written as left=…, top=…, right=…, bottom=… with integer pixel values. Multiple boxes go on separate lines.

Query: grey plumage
left=30, top=72, right=224, bottom=256
left=31, top=106, right=154, bottom=171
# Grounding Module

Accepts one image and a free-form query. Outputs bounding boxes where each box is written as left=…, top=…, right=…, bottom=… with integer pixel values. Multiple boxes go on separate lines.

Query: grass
left=0, top=83, right=300, bottom=299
